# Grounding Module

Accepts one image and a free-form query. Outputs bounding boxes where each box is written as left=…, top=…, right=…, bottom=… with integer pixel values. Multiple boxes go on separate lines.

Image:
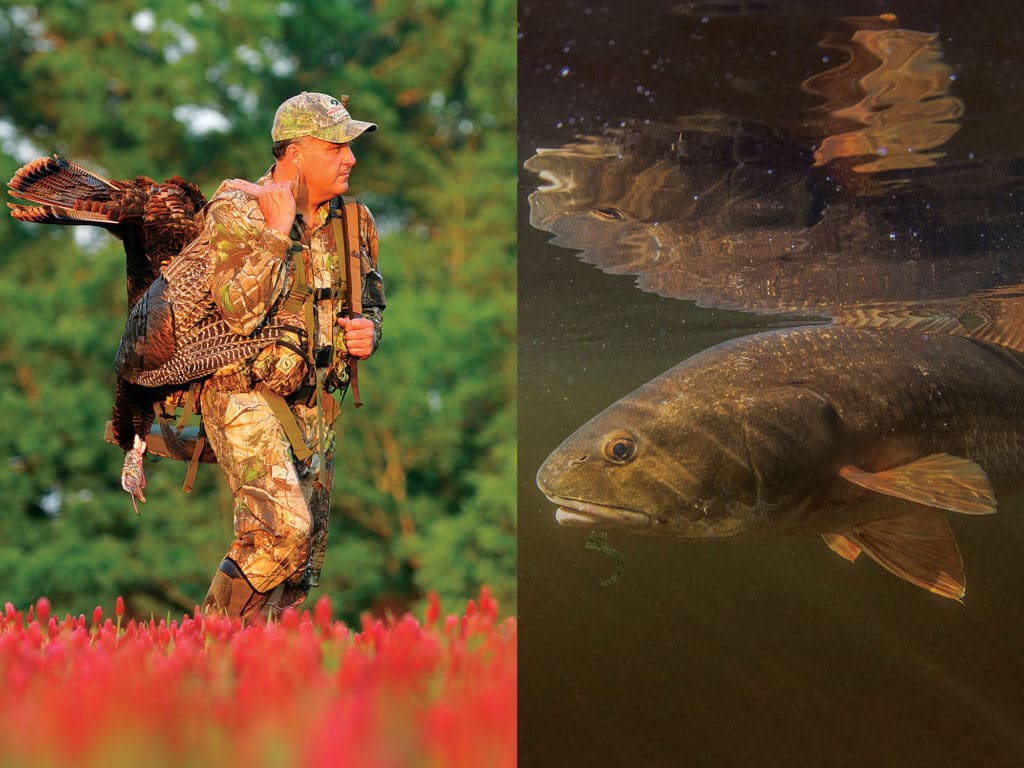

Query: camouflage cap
left=271, top=92, right=377, bottom=143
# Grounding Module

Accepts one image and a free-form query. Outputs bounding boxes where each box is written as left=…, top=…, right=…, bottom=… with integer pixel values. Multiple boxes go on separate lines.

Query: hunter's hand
left=222, top=178, right=296, bottom=235
left=338, top=316, right=374, bottom=359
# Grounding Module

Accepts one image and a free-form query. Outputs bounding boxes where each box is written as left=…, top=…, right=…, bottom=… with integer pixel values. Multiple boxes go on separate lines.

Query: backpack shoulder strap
left=340, top=196, right=362, bottom=317
left=331, top=196, right=364, bottom=407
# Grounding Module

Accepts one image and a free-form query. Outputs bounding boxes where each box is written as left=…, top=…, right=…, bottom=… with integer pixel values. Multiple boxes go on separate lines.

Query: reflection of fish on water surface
left=524, top=13, right=1024, bottom=315
left=537, top=312, right=1024, bottom=601
left=524, top=114, right=1024, bottom=314
left=803, top=14, right=965, bottom=176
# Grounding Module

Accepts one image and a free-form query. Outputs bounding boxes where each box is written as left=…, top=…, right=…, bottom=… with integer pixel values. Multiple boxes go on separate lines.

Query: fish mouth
left=543, top=493, right=651, bottom=529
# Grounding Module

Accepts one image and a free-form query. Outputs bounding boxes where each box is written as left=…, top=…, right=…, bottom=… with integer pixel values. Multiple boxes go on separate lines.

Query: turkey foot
left=121, top=435, right=148, bottom=514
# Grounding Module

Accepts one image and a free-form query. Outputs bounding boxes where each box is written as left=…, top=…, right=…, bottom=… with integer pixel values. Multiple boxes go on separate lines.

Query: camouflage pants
left=200, top=384, right=336, bottom=610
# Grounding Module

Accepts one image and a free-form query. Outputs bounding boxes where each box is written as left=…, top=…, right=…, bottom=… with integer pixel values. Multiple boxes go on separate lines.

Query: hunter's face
left=298, top=137, right=356, bottom=202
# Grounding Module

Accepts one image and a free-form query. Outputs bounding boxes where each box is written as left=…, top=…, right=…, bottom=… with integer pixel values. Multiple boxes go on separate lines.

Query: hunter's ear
left=283, top=140, right=305, bottom=166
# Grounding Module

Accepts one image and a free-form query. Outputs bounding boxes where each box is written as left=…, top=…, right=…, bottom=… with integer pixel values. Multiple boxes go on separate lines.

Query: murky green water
left=519, top=2, right=1024, bottom=765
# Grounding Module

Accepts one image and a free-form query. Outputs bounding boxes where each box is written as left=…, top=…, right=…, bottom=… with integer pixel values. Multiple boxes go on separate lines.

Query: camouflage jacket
left=123, top=173, right=384, bottom=389
left=206, top=172, right=385, bottom=385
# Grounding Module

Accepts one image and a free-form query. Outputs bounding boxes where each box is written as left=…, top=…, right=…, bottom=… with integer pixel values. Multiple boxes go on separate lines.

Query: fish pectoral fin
left=838, top=453, right=996, bottom=516
left=842, top=511, right=966, bottom=602
left=822, top=532, right=861, bottom=562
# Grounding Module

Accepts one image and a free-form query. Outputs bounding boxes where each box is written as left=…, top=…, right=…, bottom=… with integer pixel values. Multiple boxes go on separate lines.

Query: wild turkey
left=7, top=155, right=207, bottom=512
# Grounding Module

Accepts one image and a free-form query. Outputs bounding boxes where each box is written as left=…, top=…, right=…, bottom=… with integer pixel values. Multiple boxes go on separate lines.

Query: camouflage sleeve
left=206, top=189, right=292, bottom=337
left=360, top=204, right=385, bottom=354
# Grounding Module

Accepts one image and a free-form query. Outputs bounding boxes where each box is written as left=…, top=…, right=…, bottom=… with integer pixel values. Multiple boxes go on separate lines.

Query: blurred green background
left=0, top=0, right=515, bottom=623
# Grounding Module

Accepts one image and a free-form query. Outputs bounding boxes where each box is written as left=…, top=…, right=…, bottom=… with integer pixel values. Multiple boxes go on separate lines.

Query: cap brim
left=313, top=120, right=378, bottom=143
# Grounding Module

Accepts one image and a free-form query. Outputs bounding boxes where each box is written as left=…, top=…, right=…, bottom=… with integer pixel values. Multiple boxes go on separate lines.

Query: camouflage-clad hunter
left=196, top=92, right=385, bottom=621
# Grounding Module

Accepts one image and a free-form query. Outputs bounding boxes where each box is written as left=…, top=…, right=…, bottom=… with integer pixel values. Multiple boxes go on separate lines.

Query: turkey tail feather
left=8, top=155, right=120, bottom=209
left=8, top=201, right=119, bottom=226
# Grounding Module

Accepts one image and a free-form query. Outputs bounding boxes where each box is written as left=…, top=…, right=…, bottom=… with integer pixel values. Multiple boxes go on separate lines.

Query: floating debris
left=585, top=530, right=625, bottom=586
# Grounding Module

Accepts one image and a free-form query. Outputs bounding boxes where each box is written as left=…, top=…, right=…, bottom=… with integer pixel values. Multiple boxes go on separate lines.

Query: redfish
left=537, top=323, right=1024, bottom=600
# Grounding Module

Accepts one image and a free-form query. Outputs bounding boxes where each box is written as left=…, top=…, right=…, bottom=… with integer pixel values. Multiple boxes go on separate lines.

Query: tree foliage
left=0, top=0, right=515, bottom=622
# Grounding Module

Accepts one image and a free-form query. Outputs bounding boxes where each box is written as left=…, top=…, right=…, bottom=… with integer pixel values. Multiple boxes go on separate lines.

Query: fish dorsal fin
left=838, top=511, right=966, bottom=601
left=838, top=453, right=995, bottom=516
left=822, top=532, right=861, bottom=561
left=832, top=286, right=1024, bottom=354
left=959, top=287, right=1024, bottom=353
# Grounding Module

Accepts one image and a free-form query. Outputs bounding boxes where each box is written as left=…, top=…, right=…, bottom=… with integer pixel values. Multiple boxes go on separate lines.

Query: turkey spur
left=7, top=155, right=207, bottom=512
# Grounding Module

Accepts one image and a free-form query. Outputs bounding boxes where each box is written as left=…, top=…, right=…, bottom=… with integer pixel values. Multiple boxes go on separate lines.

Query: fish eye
left=592, top=206, right=625, bottom=221
left=603, top=432, right=637, bottom=463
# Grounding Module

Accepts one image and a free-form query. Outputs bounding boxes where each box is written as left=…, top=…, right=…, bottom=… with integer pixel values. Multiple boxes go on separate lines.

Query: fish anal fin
left=843, top=511, right=966, bottom=602
left=822, top=532, right=861, bottom=561
left=838, top=453, right=995, bottom=516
